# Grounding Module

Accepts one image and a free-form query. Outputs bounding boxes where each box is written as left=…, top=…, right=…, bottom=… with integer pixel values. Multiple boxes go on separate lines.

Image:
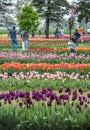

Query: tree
left=32, top=0, right=69, bottom=38
left=78, top=0, right=90, bottom=23
left=15, top=0, right=31, bottom=18
left=0, top=0, right=12, bottom=11
left=0, top=0, right=15, bottom=28
left=67, top=2, right=78, bottom=37
left=18, top=6, right=39, bottom=32
left=68, top=16, right=75, bottom=38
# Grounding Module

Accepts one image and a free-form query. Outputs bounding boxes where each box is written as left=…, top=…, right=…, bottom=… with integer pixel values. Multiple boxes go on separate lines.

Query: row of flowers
left=1, top=62, right=90, bottom=70
left=28, top=47, right=90, bottom=51
left=0, top=71, right=90, bottom=80
left=0, top=87, right=90, bottom=112
left=0, top=51, right=90, bottom=60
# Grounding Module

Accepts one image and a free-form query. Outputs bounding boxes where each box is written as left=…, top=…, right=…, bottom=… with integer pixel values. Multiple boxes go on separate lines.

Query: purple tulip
left=87, top=93, right=90, bottom=98
left=78, top=88, right=83, bottom=95
left=64, top=87, right=71, bottom=93
left=45, top=92, right=51, bottom=98
left=61, top=94, right=69, bottom=100
left=15, top=94, right=19, bottom=99
left=77, top=104, right=81, bottom=112
left=72, top=90, right=77, bottom=96
left=71, top=102, right=74, bottom=106
left=72, top=95, right=77, bottom=101
left=59, top=88, right=63, bottom=93
left=19, top=92, right=24, bottom=98
left=19, top=102, right=23, bottom=107
left=9, top=90, right=15, bottom=97
left=41, top=87, right=47, bottom=94
left=82, top=96, right=87, bottom=102
left=47, top=101, right=52, bottom=106
left=8, top=99, right=11, bottom=104
left=24, top=91, right=30, bottom=98
left=80, top=101, right=84, bottom=106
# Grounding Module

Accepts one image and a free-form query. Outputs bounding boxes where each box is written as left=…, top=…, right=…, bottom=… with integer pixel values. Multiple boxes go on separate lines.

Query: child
left=68, top=38, right=76, bottom=53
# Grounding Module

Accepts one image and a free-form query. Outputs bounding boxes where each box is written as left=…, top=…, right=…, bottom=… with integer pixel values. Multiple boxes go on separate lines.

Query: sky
left=67, top=0, right=77, bottom=3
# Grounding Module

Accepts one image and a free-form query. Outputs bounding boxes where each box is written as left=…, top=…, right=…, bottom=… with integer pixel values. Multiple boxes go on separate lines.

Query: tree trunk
left=69, top=28, right=72, bottom=39
left=45, top=0, right=50, bottom=38
left=46, top=16, right=49, bottom=38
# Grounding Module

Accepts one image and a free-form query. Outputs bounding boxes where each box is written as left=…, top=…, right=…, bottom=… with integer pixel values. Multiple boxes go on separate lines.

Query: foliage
left=0, top=0, right=15, bottom=28
left=15, top=0, right=31, bottom=18
left=0, top=73, right=90, bottom=90
left=0, top=112, right=18, bottom=130
left=32, top=0, right=69, bottom=38
left=18, top=6, right=39, bottom=32
left=0, top=89, right=90, bottom=130
left=67, top=2, right=78, bottom=37
left=68, top=16, right=75, bottom=37
left=78, top=0, right=90, bottom=23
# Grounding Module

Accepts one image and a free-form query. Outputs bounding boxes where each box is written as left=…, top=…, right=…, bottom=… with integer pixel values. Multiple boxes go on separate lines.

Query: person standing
left=60, top=27, right=64, bottom=40
left=32, top=31, right=35, bottom=37
left=55, top=28, right=60, bottom=38
left=68, top=37, right=76, bottom=53
left=77, top=26, right=82, bottom=35
left=7, top=28, right=10, bottom=39
left=21, top=29, right=28, bottom=51
left=73, top=29, right=80, bottom=45
left=9, top=27, right=18, bottom=52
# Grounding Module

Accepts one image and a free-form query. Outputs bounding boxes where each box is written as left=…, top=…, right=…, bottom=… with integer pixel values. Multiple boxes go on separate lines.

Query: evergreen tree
left=0, top=0, right=14, bottom=28
left=0, top=0, right=12, bottom=12
left=78, top=0, right=90, bottom=23
left=32, top=0, right=69, bottom=38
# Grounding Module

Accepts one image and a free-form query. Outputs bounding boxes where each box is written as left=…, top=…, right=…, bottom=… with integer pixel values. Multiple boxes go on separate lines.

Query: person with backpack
left=21, top=29, right=28, bottom=51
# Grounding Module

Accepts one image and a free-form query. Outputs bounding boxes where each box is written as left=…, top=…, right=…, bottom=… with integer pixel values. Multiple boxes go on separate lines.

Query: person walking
left=9, top=27, right=18, bottom=52
left=21, top=29, right=28, bottom=51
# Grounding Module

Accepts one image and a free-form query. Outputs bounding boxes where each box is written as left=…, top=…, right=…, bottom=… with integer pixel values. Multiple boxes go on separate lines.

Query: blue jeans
left=22, top=40, right=28, bottom=51
left=70, top=49, right=75, bottom=53
left=11, top=38, right=18, bottom=51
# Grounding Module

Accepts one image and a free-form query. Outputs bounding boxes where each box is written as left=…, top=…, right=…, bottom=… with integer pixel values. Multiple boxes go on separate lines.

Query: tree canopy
left=18, top=5, right=39, bottom=32
left=0, top=0, right=15, bottom=28
left=15, top=0, right=31, bottom=18
left=32, top=0, right=69, bottom=38
left=78, top=0, right=90, bottom=23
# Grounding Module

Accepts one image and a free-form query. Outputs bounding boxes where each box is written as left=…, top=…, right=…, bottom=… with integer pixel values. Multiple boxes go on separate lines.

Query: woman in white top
left=60, top=27, right=64, bottom=39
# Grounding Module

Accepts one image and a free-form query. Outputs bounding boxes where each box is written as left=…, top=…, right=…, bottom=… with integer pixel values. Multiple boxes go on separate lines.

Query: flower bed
left=0, top=39, right=90, bottom=129
left=0, top=88, right=90, bottom=130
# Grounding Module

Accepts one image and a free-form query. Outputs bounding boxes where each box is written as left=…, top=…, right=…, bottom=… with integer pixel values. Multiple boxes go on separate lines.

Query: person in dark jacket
left=9, top=27, right=18, bottom=52
left=73, top=29, right=80, bottom=44
left=55, top=28, right=60, bottom=38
